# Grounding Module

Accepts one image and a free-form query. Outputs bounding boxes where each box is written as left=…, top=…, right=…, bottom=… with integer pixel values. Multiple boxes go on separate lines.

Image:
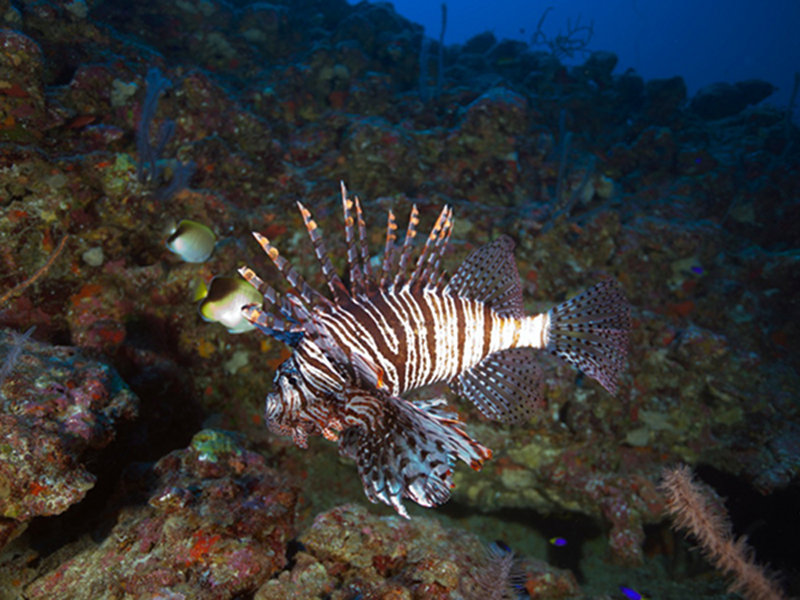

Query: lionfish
left=238, top=183, right=630, bottom=517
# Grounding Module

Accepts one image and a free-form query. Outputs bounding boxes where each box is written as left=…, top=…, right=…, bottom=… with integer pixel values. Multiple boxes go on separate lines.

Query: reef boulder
left=25, top=429, right=298, bottom=599
left=690, top=79, right=776, bottom=120
left=0, top=329, right=139, bottom=549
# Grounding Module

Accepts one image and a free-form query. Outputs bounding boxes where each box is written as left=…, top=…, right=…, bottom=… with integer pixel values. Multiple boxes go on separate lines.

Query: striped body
left=239, top=183, right=630, bottom=517
left=311, top=287, right=548, bottom=396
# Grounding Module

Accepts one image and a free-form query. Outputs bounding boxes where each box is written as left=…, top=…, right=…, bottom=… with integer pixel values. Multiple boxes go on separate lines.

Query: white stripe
left=377, top=290, right=415, bottom=393
left=296, top=341, right=343, bottom=391
left=362, top=294, right=400, bottom=353
left=460, top=297, right=485, bottom=372
left=518, top=312, right=548, bottom=349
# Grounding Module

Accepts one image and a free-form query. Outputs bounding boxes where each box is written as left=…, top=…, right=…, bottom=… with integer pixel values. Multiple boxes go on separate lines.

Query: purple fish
left=619, top=585, right=647, bottom=600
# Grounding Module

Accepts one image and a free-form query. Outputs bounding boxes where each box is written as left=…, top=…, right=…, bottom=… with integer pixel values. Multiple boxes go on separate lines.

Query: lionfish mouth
left=264, top=392, right=283, bottom=422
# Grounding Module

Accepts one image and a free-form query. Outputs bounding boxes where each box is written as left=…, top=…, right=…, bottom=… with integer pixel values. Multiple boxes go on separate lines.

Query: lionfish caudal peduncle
left=238, top=183, right=631, bottom=517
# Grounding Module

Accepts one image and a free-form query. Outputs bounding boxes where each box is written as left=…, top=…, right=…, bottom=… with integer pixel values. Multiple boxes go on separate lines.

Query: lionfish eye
left=287, top=376, right=297, bottom=386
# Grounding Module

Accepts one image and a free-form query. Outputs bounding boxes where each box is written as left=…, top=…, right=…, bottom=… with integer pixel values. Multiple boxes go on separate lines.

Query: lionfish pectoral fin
left=545, top=279, right=631, bottom=395
left=338, top=394, right=491, bottom=518
left=350, top=350, right=385, bottom=389
left=454, top=347, right=545, bottom=424
left=241, top=303, right=305, bottom=346
left=444, top=235, right=524, bottom=318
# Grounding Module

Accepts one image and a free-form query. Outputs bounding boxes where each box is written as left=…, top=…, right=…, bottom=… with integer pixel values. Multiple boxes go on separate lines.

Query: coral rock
left=0, top=329, right=138, bottom=549
left=25, top=429, right=298, bottom=599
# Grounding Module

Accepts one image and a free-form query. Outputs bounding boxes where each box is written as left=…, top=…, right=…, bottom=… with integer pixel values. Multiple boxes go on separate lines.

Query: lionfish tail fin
left=338, top=395, right=491, bottom=518
left=545, top=279, right=631, bottom=395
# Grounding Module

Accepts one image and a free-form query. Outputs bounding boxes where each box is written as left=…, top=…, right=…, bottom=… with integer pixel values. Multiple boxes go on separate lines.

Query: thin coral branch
left=136, top=67, right=174, bottom=184
left=531, top=6, right=594, bottom=59
left=462, top=541, right=525, bottom=600
left=660, top=465, right=786, bottom=600
left=0, top=325, right=35, bottom=389
left=0, top=234, right=68, bottom=307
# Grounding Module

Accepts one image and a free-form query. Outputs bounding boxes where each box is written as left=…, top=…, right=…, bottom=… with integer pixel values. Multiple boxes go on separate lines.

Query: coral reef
left=256, top=504, right=579, bottom=600
left=24, top=429, right=298, bottom=599
left=0, top=328, right=138, bottom=547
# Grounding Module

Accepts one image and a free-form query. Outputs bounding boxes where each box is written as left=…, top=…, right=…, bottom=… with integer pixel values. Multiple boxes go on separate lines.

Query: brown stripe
left=481, top=303, right=493, bottom=359
left=416, top=291, right=438, bottom=386
left=455, top=297, right=467, bottom=373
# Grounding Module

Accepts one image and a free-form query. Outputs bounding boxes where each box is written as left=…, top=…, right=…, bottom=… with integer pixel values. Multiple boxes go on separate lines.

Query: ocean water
left=386, top=0, right=800, bottom=115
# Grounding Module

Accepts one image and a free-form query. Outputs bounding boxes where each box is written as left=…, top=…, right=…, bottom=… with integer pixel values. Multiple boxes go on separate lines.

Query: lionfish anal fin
left=454, top=347, right=545, bottom=424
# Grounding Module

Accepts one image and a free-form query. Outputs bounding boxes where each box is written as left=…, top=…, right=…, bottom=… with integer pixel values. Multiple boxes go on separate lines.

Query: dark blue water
left=382, top=0, right=800, bottom=115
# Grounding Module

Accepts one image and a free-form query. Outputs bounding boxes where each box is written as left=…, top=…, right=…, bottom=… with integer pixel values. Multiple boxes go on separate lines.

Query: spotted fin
left=545, top=279, right=630, bottom=395
left=338, top=394, right=491, bottom=518
left=444, top=234, right=524, bottom=318
left=454, top=347, right=545, bottom=423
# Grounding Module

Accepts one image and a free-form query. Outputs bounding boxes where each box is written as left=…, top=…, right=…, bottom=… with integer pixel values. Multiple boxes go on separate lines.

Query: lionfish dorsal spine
left=393, top=204, right=419, bottom=289
left=237, top=266, right=304, bottom=333
left=417, top=206, right=453, bottom=289
left=407, top=206, right=444, bottom=287
left=297, top=200, right=350, bottom=304
left=428, top=217, right=454, bottom=291
left=250, top=231, right=328, bottom=308
left=237, top=264, right=309, bottom=340
left=341, top=182, right=368, bottom=296
left=239, top=294, right=305, bottom=344
left=380, top=209, right=398, bottom=289
left=238, top=265, right=279, bottom=306
left=353, top=194, right=377, bottom=291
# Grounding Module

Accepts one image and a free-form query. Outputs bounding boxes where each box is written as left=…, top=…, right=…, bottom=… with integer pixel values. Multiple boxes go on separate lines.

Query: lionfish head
left=264, top=357, right=316, bottom=447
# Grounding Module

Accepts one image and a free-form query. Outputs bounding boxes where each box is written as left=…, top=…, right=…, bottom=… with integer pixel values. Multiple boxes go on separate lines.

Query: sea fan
left=464, top=541, right=526, bottom=600
left=660, top=465, right=786, bottom=600
left=0, top=326, right=35, bottom=390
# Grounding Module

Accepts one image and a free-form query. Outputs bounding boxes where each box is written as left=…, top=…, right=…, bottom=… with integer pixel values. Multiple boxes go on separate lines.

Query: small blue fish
left=549, top=536, right=567, bottom=547
left=619, top=585, right=648, bottom=600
